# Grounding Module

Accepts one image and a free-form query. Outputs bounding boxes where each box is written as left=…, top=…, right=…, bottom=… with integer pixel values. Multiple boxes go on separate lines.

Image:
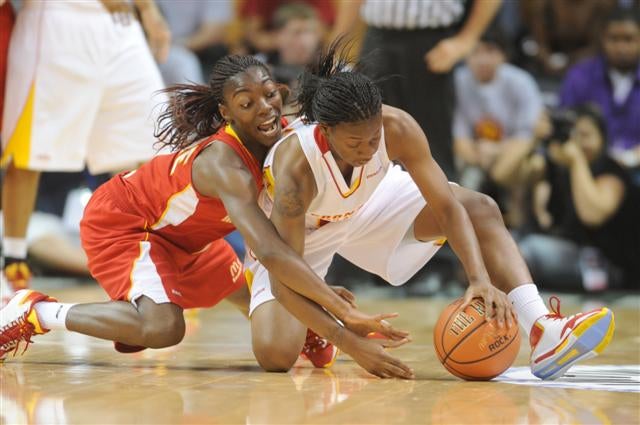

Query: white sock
left=508, top=284, right=549, bottom=337
left=3, top=237, right=28, bottom=259
left=34, top=301, right=75, bottom=330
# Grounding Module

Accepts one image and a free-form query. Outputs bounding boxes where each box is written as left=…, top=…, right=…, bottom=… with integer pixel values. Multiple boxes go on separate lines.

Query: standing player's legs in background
left=0, top=1, right=38, bottom=301
left=0, top=1, right=165, bottom=304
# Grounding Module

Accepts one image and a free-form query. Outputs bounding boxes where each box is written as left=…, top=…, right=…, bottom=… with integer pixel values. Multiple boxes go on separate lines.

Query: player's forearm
left=261, top=250, right=351, bottom=320
left=269, top=275, right=352, bottom=350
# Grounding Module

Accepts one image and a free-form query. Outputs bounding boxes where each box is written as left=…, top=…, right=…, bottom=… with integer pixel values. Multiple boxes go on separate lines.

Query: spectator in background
left=559, top=7, right=640, bottom=179
left=521, top=0, right=613, bottom=78
left=241, top=0, right=334, bottom=54
left=501, top=105, right=640, bottom=290
left=330, top=0, right=502, bottom=180
left=258, top=3, right=323, bottom=90
left=453, top=29, right=544, bottom=196
left=157, top=0, right=232, bottom=85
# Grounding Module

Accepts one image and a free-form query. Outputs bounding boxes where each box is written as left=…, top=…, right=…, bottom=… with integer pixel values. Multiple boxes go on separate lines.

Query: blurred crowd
left=1, top=0, right=639, bottom=293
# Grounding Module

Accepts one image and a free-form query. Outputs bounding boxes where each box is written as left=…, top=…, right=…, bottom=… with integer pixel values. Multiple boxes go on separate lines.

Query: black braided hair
left=155, top=55, right=270, bottom=151
left=296, top=38, right=382, bottom=127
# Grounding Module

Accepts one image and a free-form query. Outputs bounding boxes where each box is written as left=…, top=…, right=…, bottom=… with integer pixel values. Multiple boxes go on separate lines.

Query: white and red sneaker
left=0, top=289, right=55, bottom=360
left=530, top=296, right=615, bottom=380
left=1, top=262, right=32, bottom=307
left=301, top=329, right=339, bottom=368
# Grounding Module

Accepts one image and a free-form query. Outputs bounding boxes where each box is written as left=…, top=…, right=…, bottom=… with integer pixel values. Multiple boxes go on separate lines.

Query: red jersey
left=101, top=124, right=263, bottom=254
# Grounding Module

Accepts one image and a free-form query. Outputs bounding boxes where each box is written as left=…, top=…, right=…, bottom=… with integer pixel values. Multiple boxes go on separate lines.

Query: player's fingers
left=385, top=364, right=413, bottom=380
left=389, top=357, right=415, bottom=379
left=376, top=312, right=399, bottom=322
left=494, top=298, right=506, bottom=329
left=508, top=309, right=517, bottom=329
left=484, top=293, right=495, bottom=322
left=381, top=337, right=411, bottom=349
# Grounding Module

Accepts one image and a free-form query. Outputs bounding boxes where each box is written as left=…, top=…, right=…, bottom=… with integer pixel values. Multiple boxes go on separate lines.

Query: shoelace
left=0, top=314, right=35, bottom=356
left=303, top=330, right=328, bottom=354
left=547, top=295, right=564, bottom=320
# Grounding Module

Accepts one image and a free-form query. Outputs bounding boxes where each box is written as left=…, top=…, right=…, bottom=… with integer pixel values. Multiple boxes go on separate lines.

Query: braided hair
left=296, top=39, right=382, bottom=127
left=155, top=55, right=270, bottom=151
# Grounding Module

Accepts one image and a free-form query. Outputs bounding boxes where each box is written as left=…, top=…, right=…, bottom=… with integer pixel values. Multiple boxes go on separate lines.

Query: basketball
left=433, top=298, right=521, bottom=381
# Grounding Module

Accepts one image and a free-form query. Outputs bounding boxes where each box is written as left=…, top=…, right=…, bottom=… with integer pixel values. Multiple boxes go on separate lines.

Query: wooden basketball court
left=2, top=283, right=638, bottom=424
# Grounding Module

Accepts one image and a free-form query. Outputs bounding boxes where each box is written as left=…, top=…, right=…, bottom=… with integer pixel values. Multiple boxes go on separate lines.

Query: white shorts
left=247, top=165, right=447, bottom=315
left=1, top=1, right=166, bottom=174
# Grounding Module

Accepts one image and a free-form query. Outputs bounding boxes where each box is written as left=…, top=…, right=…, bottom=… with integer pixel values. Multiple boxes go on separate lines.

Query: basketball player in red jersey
left=0, top=55, right=413, bottom=379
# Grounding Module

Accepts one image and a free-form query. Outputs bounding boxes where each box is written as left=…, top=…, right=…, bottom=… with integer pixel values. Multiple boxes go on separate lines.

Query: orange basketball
left=433, top=298, right=521, bottom=381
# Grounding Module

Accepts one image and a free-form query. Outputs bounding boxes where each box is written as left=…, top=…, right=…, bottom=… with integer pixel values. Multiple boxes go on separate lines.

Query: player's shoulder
left=382, top=104, right=415, bottom=137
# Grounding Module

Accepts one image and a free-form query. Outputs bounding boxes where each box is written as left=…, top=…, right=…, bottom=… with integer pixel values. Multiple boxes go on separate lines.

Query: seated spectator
left=240, top=0, right=334, bottom=54
left=453, top=29, right=544, bottom=224
left=257, top=3, right=323, bottom=89
left=503, top=105, right=640, bottom=290
left=521, top=0, right=613, bottom=77
left=559, top=7, right=640, bottom=179
left=157, top=0, right=232, bottom=85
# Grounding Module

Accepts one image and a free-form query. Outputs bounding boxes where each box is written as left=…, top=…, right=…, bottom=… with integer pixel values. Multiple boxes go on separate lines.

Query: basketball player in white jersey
left=1, top=0, right=170, bottom=303
left=246, top=42, right=615, bottom=380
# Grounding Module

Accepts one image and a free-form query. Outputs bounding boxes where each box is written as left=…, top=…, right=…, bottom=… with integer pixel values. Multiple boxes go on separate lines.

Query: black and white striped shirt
left=361, top=0, right=466, bottom=30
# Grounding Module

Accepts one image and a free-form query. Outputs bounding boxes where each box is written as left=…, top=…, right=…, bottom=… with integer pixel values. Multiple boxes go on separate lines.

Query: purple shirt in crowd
left=560, top=55, right=640, bottom=151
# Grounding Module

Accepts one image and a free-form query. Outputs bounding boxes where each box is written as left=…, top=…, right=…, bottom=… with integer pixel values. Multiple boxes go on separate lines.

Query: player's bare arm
left=382, top=105, right=512, bottom=322
left=193, top=141, right=406, bottom=339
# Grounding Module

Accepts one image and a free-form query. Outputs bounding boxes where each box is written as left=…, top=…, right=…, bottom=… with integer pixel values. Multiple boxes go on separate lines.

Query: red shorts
left=80, top=186, right=245, bottom=310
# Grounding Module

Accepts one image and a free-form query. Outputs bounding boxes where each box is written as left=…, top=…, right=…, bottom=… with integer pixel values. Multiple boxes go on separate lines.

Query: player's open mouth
left=257, top=116, right=279, bottom=137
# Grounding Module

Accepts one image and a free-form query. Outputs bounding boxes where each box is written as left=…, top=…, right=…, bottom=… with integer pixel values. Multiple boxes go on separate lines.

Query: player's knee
left=252, top=336, right=299, bottom=372
left=142, top=314, right=185, bottom=348
left=465, top=192, right=501, bottom=222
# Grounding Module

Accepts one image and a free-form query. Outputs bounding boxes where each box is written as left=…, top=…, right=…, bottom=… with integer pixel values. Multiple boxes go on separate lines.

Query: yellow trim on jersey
left=263, top=166, right=275, bottom=197
left=150, top=184, right=193, bottom=229
left=340, top=169, right=363, bottom=198
left=245, top=269, right=254, bottom=291
left=224, top=124, right=243, bottom=145
left=1, top=82, right=36, bottom=169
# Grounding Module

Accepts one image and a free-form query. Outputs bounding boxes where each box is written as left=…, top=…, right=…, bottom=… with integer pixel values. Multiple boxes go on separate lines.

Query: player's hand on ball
left=343, top=309, right=410, bottom=341
left=461, top=283, right=515, bottom=329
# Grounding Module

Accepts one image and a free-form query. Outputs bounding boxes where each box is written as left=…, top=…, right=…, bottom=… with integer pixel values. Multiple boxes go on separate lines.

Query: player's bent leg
left=63, top=295, right=185, bottom=349
left=251, top=300, right=306, bottom=372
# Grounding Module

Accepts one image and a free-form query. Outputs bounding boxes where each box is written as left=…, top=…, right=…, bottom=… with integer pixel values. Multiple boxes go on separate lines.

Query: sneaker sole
left=532, top=308, right=615, bottom=380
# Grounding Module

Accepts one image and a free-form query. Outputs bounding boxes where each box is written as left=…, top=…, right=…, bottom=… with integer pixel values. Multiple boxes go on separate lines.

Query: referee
left=331, top=0, right=502, bottom=180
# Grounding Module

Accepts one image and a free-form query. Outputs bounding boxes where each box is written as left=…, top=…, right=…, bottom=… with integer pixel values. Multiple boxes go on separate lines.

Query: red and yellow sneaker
left=1, top=262, right=32, bottom=307
left=530, top=296, right=615, bottom=380
left=300, top=329, right=339, bottom=368
left=0, top=289, right=56, bottom=360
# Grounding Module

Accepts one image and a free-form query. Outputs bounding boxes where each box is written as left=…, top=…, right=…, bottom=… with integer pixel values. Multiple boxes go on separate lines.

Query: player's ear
left=318, top=124, right=331, bottom=140
left=219, top=103, right=232, bottom=124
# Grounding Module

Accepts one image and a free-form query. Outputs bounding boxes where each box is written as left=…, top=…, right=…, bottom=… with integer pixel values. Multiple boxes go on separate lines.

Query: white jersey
left=261, top=119, right=392, bottom=229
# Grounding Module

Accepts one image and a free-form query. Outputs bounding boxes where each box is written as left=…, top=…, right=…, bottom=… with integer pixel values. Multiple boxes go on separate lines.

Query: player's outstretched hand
left=343, top=308, right=410, bottom=341
left=461, top=282, right=515, bottom=329
left=342, top=334, right=414, bottom=379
